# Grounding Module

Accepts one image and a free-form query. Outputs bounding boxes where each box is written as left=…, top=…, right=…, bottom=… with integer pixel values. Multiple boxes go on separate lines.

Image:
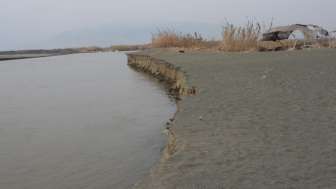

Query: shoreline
left=128, top=48, right=336, bottom=188
left=0, top=54, right=54, bottom=61
left=127, top=52, right=187, bottom=188
left=127, top=53, right=191, bottom=159
left=0, top=45, right=148, bottom=62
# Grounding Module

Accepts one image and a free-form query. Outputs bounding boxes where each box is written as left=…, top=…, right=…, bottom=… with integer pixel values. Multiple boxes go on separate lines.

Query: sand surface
left=132, top=48, right=336, bottom=189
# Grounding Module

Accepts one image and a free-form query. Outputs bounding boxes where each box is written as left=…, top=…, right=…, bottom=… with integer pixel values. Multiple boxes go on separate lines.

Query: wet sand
left=130, top=48, right=336, bottom=189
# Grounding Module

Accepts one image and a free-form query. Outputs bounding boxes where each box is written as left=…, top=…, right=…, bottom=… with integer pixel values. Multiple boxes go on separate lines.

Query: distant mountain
left=41, top=22, right=221, bottom=49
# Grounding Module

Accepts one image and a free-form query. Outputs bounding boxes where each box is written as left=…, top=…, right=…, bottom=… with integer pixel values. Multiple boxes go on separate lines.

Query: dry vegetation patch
left=151, top=30, right=209, bottom=49
left=220, top=21, right=262, bottom=52
left=258, top=40, right=305, bottom=51
left=314, top=38, right=336, bottom=48
left=329, top=39, right=336, bottom=48
left=150, top=22, right=336, bottom=52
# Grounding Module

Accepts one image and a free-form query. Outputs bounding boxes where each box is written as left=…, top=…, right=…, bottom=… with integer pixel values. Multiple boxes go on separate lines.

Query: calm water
left=0, top=52, right=175, bottom=189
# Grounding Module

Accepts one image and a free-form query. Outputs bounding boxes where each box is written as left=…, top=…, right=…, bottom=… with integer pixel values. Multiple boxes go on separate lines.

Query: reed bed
left=330, top=39, right=336, bottom=48
left=151, top=30, right=206, bottom=48
left=220, top=21, right=262, bottom=51
left=150, top=22, right=335, bottom=52
left=258, top=40, right=306, bottom=51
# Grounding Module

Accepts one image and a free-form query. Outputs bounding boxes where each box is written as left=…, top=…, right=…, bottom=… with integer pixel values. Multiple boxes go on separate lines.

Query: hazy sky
left=1, top=0, right=336, bottom=50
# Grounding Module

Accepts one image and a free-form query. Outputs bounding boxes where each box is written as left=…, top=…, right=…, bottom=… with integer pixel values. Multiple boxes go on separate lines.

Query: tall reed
left=220, top=21, right=261, bottom=51
left=151, top=29, right=205, bottom=48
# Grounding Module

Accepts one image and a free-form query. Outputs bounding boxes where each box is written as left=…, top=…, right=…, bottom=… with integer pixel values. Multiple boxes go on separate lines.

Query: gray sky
left=1, top=0, right=336, bottom=50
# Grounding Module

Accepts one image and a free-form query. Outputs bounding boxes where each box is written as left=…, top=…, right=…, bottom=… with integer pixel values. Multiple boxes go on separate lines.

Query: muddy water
left=0, top=52, right=175, bottom=189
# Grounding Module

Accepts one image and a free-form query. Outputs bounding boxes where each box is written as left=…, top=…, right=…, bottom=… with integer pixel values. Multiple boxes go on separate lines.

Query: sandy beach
left=129, top=48, right=336, bottom=189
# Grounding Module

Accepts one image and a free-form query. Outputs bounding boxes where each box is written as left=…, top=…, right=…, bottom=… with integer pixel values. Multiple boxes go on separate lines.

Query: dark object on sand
left=262, top=24, right=329, bottom=41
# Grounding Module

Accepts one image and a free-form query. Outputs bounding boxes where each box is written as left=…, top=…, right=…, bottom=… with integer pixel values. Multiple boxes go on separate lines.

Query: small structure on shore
left=330, top=31, right=336, bottom=38
left=262, top=24, right=330, bottom=41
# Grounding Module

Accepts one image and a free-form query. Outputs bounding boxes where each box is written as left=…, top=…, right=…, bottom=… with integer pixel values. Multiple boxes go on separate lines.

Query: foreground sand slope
left=131, top=48, right=336, bottom=189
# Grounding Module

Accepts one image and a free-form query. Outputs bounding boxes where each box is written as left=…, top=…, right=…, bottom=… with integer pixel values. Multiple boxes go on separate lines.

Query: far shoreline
left=0, top=44, right=148, bottom=62
left=0, top=54, right=55, bottom=61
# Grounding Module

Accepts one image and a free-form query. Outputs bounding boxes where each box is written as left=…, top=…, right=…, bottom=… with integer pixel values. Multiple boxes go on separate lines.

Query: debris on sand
left=262, top=24, right=330, bottom=41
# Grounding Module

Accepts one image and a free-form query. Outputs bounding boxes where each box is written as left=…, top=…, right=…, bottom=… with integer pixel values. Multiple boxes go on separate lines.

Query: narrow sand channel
left=129, top=48, right=336, bottom=189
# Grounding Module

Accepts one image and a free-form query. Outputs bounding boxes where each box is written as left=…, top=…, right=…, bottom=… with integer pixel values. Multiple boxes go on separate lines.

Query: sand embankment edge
left=127, top=52, right=196, bottom=187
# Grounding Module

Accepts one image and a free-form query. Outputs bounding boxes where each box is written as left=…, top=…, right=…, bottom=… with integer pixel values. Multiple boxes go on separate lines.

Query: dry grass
left=151, top=30, right=206, bottom=48
left=314, top=38, right=336, bottom=48
left=108, top=44, right=149, bottom=51
left=258, top=40, right=306, bottom=51
left=150, top=22, right=336, bottom=52
left=329, top=39, right=336, bottom=48
left=220, top=21, right=261, bottom=52
left=219, top=20, right=318, bottom=52
left=77, top=46, right=103, bottom=53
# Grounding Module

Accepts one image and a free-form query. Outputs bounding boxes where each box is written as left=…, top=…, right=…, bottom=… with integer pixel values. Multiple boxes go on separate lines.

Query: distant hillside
left=41, top=22, right=221, bottom=49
